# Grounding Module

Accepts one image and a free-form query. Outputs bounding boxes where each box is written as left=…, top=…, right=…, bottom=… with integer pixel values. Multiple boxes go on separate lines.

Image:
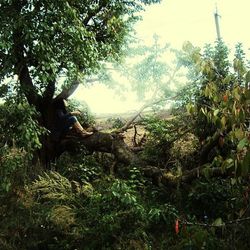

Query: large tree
left=0, top=0, right=160, bottom=164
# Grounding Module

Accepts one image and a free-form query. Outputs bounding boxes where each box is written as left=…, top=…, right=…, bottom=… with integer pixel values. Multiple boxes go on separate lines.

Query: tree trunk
left=37, top=97, right=137, bottom=167
left=59, top=131, right=137, bottom=165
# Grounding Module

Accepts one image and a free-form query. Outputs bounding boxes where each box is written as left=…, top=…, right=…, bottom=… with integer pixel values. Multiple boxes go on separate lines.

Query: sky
left=72, top=0, right=250, bottom=114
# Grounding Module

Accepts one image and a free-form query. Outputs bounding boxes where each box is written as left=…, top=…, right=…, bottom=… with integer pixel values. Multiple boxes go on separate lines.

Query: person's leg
left=73, top=120, right=93, bottom=137
left=64, top=116, right=93, bottom=137
left=62, top=116, right=77, bottom=133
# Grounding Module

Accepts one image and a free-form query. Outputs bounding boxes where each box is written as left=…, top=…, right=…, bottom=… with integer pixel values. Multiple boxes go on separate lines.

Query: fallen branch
left=114, top=96, right=179, bottom=134
left=57, top=131, right=137, bottom=165
left=114, top=102, right=152, bottom=134
left=143, top=164, right=232, bottom=187
left=199, top=131, right=221, bottom=164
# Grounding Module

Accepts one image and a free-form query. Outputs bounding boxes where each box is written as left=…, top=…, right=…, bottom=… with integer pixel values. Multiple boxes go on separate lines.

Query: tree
left=181, top=41, right=250, bottom=175
left=0, top=0, right=160, bottom=165
left=119, top=34, right=184, bottom=103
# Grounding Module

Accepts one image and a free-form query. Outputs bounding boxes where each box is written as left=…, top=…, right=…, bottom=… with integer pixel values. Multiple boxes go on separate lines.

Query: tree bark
left=143, top=165, right=232, bottom=187
left=56, top=131, right=137, bottom=165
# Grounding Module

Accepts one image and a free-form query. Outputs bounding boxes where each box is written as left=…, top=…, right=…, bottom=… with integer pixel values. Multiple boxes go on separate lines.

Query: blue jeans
left=53, top=116, right=77, bottom=140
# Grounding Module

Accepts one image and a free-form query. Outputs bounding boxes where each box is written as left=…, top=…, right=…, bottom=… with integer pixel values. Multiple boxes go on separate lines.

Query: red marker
left=175, top=219, right=179, bottom=234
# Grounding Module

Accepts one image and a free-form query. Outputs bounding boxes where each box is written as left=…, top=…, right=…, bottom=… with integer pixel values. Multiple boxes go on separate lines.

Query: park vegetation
left=0, top=0, right=250, bottom=249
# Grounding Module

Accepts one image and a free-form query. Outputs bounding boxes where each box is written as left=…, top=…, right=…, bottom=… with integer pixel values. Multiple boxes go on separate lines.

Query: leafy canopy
left=0, top=0, right=160, bottom=98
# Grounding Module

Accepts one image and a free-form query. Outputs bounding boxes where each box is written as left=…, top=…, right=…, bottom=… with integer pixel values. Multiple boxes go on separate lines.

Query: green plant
left=0, top=145, right=28, bottom=193
left=107, top=116, right=126, bottom=129
left=182, top=41, right=250, bottom=176
left=56, top=152, right=103, bottom=183
left=0, top=101, right=47, bottom=155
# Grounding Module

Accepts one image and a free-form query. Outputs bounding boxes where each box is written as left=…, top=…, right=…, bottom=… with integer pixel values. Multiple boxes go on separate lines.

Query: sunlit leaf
left=213, top=109, right=219, bottom=117
left=221, top=116, right=226, bottom=129
left=212, top=218, right=224, bottom=227
left=234, top=128, right=244, bottom=140
left=237, top=138, right=248, bottom=151
left=221, top=158, right=233, bottom=172
left=232, top=87, right=241, bottom=101
left=239, top=109, right=245, bottom=122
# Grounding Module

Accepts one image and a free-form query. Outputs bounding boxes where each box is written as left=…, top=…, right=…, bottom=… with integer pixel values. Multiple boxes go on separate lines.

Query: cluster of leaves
left=0, top=145, right=28, bottom=193
left=0, top=0, right=160, bottom=91
left=55, top=151, right=103, bottom=183
left=141, top=114, right=194, bottom=167
left=0, top=168, right=180, bottom=250
left=0, top=101, right=47, bottom=153
left=107, top=116, right=126, bottom=129
left=182, top=41, right=250, bottom=176
left=0, top=100, right=46, bottom=193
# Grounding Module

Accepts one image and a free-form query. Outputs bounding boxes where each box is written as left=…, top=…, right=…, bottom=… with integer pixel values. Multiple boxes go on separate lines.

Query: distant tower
left=214, top=5, right=221, bottom=40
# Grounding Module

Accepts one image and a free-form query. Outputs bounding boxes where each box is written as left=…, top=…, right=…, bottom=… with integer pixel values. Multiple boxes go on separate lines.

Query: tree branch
left=12, top=0, right=41, bottom=106
left=13, top=33, right=41, bottom=106
left=113, top=95, right=178, bottom=134
left=83, top=1, right=107, bottom=26
left=54, top=80, right=80, bottom=100
left=143, top=164, right=231, bottom=187
left=43, top=80, right=56, bottom=101
left=58, top=131, right=136, bottom=165
left=199, top=131, right=221, bottom=164
left=114, top=103, right=151, bottom=134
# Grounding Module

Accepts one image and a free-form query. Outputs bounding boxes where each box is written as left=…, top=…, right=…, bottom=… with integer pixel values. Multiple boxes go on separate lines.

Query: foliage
left=0, top=100, right=46, bottom=193
left=1, top=1, right=250, bottom=247
left=120, top=34, right=185, bottom=102
left=0, top=0, right=160, bottom=93
left=56, top=151, right=103, bottom=183
left=141, top=114, right=195, bottom=167
left=107, top=116, right=126, bottom=129
left=0, top=101, right=47, bottom=153
left=0, top=171, right=178, bottom=249
left=178, top=40, right=250, bottom=176
left=0, top=145, right=28, bottom=193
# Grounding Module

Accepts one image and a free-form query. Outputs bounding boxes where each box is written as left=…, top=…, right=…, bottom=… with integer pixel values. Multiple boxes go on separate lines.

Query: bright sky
left=72, top=0, right=250, bottom=114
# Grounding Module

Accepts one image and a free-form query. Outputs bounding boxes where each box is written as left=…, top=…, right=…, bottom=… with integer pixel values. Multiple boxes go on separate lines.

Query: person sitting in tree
left=52, top=98, right=93, bottom=140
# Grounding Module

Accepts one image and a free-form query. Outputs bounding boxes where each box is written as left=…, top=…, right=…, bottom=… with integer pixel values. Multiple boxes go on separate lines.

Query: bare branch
left=113, top=94, right=179, bottom=134
left=114, top=103, right=150, bottom=134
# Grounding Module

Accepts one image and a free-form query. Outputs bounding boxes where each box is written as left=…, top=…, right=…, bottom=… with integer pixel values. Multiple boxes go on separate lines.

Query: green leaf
left=245, top=70, right=250, bottom=84
left=221, top=158, right=234, bottom=172
left=212, top=218, right=224, bottom=227
left=230, top=178, right=237, bottom=185
left=186, top=103, right=195, bottom=114
left=232, top=87, right=241, bottom=101
left=237, top=138, right=248, bottom=151
left=221, top=116, right=226, bottom=129
left=201, top=107, right=207, bottom=116
left=234, top=128, right=244, bottom=140
left=213, top=109, right=220, bottom=117
left=239, top=109, right=245, bottom=122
